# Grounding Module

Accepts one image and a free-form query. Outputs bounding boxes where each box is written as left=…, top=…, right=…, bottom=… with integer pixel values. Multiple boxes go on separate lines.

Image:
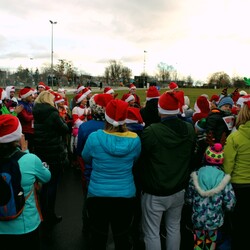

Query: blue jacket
left=77, top=120, right=105, bottom=181
left=82, top=129, right=141, bottom=198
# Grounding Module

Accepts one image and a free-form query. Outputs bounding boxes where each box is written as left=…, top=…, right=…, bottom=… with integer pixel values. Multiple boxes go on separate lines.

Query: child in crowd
left=206, top=95, right=235, bottom=143
left=185, top=143, right=236, bottom=250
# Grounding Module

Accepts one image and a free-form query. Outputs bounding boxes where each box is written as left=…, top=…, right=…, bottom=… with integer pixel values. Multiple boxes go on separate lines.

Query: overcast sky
left=1, top=0, right=250, bottom=81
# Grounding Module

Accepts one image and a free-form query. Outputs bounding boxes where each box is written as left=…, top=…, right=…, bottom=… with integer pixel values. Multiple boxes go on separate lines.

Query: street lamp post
left=49, top=20, right=57, bottom=89
left=143, top=50, right=147, bottom=87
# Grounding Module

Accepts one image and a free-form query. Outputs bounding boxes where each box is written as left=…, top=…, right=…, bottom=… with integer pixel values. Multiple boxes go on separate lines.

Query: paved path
left=40, top=166, right=115, bottom=250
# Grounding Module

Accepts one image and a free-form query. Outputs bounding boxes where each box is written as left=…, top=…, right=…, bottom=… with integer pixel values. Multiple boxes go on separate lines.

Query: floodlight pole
left=49, top=20, right=57, bottom=89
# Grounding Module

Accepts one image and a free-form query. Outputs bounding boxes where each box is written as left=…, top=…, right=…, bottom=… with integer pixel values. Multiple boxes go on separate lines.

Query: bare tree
left=104, top=60, right=132, bottom=86
left=156, top=62, right=177, bottom=83
left=207, top=71, right=231, bottom=88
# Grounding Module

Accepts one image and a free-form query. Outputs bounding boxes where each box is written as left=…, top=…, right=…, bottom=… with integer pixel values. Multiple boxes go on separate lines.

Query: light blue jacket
left=0, top=152, right=51, bottom=234
left=82, top=129, right=141, bottom=198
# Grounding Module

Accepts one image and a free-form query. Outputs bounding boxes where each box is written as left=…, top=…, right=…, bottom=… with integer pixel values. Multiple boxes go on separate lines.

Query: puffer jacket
left=82, top=129, right=141, bottom=198
left=185, top=166, right=236, bottom=230
left=33, top=103, right=69, bottom=165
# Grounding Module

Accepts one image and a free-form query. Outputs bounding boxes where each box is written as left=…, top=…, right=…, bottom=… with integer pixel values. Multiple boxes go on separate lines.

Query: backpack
left=0, top=150, right=31, bottom=221
left=0, top=175, right=11, bottom=206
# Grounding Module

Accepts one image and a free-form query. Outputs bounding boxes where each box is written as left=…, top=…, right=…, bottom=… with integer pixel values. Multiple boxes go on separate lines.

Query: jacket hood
left=96, top=129, right=139, bottom=157
left=191, top=166, right=231, bottom=197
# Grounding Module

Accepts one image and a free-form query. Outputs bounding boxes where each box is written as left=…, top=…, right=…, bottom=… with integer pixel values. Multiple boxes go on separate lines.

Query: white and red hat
left=19, top=87, right=34, bottom=99
left=53, top=92, right=65, bottom=104
left=0, top=114, right=22, bottom=143
left=76, top=84, right=85, bottom=93
left=104, top=87, right=114, bottom=95
left=82, top=87, right=92, bottom=97
left=38, top=82, right=47, bottom=89
left=105, top=99, right=128, bottom=127
left=146, top=86, right=160, bottom=101
left=236, top=94, right=250, bottom=107
left=74, top=92, right=87, bottom=104
left=5, top=86, right=15, bottom=99
left=89, top=94, right=113, bottom=115
left=168, top=82, right=178, bottom=90
left=126, top=107, right=144, bottom=125
left=239, top=90, right=247, bottom=96
left=129, top=83, right=136, bottom=90
left=92, top=93, right=113, bottom=107
left=122, top=93, right=135, bottom=103
left=0, top=88, right=7, bottom=104
left=158, top=92, right=183, bottom=115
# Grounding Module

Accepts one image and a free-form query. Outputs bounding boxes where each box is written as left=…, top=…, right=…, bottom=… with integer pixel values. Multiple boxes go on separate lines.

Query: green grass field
left=67, top=87, right=237, bottom=108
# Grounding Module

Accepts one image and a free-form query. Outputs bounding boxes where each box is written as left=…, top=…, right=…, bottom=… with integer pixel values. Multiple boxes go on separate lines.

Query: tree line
left=0, top=59, right=248, bottom=89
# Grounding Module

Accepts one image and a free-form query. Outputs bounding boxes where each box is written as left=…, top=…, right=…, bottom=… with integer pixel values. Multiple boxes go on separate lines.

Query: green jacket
left=223, top=121, right=250, bottom=184
left=139, top=116, right=196, bottom=196
left=0, top=105, right=17, bottom=116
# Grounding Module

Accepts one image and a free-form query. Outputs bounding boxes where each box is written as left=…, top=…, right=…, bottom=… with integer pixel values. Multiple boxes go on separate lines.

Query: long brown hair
left=104, top=121, right=128, bottom=133
left=235, top=104, right=250, bottom=129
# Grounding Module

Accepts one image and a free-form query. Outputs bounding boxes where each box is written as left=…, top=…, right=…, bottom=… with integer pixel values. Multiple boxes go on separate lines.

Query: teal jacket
left=0, top=151, right=51, bottom=234
left=139, top=116, right=196, bottom=196
left=223, top=120, right=250, bottom=184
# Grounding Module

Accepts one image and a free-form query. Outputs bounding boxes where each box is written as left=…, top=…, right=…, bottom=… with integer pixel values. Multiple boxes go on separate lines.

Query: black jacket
left=33, top=103, right=69, bottom=166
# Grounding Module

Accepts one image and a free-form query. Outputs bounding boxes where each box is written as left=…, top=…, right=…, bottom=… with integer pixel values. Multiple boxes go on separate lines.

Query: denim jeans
left=141, top=190, right=185, bottom=250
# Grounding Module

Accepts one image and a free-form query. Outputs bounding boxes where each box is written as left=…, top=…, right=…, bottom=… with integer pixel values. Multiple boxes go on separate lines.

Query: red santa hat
left=45, top=85, right=51, bottom=91
left=0, top=114, right=22, bottom=143
left=104, top=87, right=114, bottom=95
left=158, top=92, right=183, bottom=115
left=192, top=96, right=211, bottom=124
left=89, top=94, right=113, bottom=115
left=93, top=93, right=113, bottom=107
left=129, top=83, right=136, bottom=90
left=210, top=94, right=220, bottom=104
left=168, top=82, right=178, bottom=90
left=122, top=93, right=135, bottom=103
left=38, top=82, right=47, bottom=89
left=105, top=99, right=128, bottom=127
left=81, top=87, right=92, bottom=97
left=0, top=88, right=7, bottom=104
left=126, top=107, right=145, bottom=125
left=76, top=84, right=85, bottom=93
left=236, top=94, right=250, bottom=107
left=245, top=100, right=250, bottom=109
left=146, top=86, right=160, bottom=101
left=53, top=92, right=65, bottom=104
left=194, top=96, right=210, bottom=113
left=19, top=87, right=34, bottom=99
left=74, top=92, right=87, bottom=104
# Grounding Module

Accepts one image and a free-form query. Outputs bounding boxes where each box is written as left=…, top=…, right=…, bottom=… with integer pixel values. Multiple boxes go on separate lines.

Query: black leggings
left=87, top=196, right=136, bottom=250
left=0, top=226, right=40, bottom=250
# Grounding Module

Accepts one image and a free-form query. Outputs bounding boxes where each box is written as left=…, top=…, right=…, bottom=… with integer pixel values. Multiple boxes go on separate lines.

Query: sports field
left=66, top=87, right=239, bottom=108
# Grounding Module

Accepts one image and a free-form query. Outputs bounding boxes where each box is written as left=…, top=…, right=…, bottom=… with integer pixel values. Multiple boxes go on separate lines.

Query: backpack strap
left=11, top=150, right=27, bottom=162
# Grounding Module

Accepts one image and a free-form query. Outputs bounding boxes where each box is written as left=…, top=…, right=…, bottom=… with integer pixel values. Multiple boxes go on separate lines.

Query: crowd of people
left=0, top=81, right=250, bottom=250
